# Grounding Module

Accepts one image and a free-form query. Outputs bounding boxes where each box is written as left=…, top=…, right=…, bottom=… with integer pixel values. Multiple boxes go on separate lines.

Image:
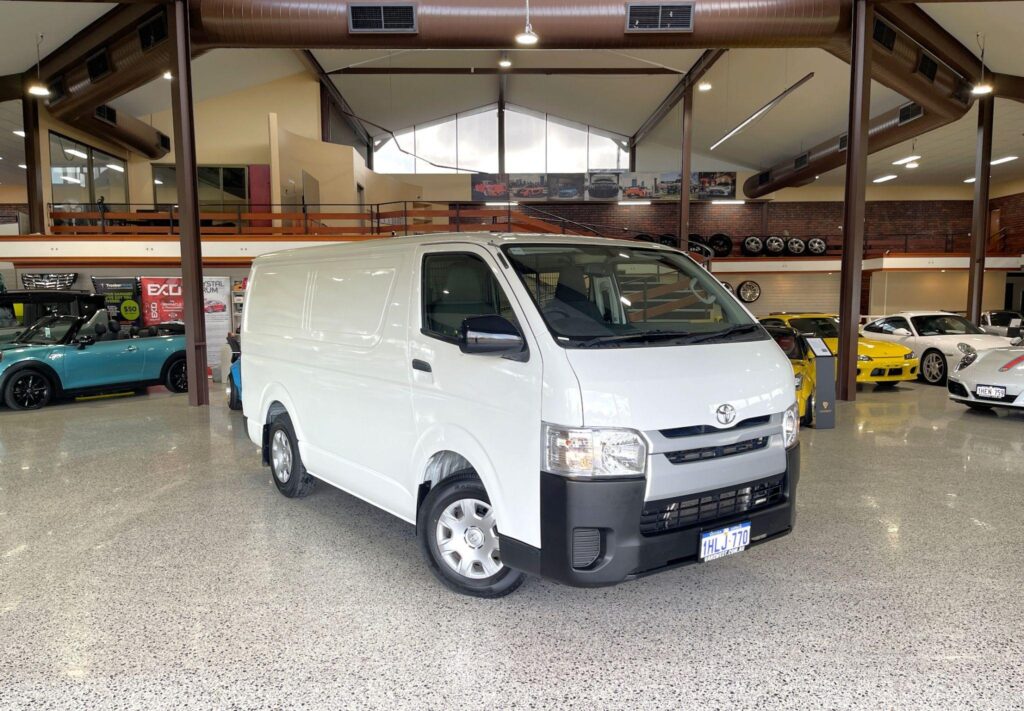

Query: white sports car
left=862, top=312, right=1013, bottom=385
left=948, top=342, right=1024, bottom=411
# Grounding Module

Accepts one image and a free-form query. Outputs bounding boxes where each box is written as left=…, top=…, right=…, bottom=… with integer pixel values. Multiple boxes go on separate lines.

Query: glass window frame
left=419, top=251, right=517, bottom=345
left=49, top=131, right=128, bottom=206
left=151, top=164, right=250, bottom=208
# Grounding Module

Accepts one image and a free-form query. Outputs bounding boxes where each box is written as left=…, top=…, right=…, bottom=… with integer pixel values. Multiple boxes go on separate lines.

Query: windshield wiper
left=686, top=323, right=763, bottom=344
left=575, top=329, right=695, bottom=348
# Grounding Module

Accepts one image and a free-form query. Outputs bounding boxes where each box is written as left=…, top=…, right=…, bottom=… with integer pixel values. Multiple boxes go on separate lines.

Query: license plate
left=699, top=522, right=751, bottom=562
left=977, top=384, right=1006, bottom=399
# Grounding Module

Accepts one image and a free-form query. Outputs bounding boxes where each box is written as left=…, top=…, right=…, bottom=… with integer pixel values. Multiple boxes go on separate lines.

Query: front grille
left=887, top=368, right=902, bottom=376
left=660, top=414, right=770, bottom=439
left=665, top=436, right=768, bottom=465
left=973, top=390, right=1017, bottom=403
left=641, top=475, right=785, bottom=536
left=948, top=381, right=968, bottom=397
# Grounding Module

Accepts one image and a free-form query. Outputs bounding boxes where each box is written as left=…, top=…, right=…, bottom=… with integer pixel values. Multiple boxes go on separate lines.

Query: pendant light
left=26, top=34, right=49, bottom=97
left=515, top=0, right=539, bottom=45
left=971, top=33, right=993, bottom=96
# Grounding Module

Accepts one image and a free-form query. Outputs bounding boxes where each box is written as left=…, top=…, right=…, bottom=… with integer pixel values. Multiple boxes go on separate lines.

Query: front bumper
left=856, top=358, right=918, bottom=383
left=948, top=377, right=1024, bottom=408
left=501, top=445, right=799, bottom=587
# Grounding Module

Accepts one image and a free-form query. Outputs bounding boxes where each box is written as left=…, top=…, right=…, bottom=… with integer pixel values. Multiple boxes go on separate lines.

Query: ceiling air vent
left=95, top=105, right=117, bottom=125
left=916, top=53, right=938, bottom=83
left=872, top=19, right=897, bottom=52
left=626, top=3, right=694, bottom=32
left=758, top=171, right=771, bottom=186
left=898, top=102, right=923, bottom=126
left=159, top=133, right=171, bottom=151
left=86, top=49, right=112, bottom=83
left=838, top=134, right=848, bottom=152
left=46, top=77, right=66, bottom=105
left=138, top=12, right=169, bottom=52
left=794, top=153, right=809, bottom=170
left=952, top=80, right=971, bottom=106
left=349, top=4, right=417, bottom=33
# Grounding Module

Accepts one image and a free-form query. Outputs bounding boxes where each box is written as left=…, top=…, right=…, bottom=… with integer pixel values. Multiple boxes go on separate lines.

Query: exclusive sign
left=141, top=276, right=184, bottom=326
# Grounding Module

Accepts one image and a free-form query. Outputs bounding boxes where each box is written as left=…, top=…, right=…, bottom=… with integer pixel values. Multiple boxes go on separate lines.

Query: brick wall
left=0, top=204, right=27, bottom=224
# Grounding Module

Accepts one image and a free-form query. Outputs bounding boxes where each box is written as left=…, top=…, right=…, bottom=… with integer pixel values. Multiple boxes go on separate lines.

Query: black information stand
left=804, top=337, right=836, bottom=429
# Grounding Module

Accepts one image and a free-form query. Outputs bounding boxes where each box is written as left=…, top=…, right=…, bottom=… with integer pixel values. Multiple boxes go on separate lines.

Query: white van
left=242, top=233, right=799, bottom=597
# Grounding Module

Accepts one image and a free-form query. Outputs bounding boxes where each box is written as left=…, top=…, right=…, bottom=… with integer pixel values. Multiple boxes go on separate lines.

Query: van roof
left=252, top=232, right=678, bottom=264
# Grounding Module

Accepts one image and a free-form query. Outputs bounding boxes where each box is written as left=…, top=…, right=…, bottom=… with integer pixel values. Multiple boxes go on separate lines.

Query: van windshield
left=502, top=243, right=764, bottom=348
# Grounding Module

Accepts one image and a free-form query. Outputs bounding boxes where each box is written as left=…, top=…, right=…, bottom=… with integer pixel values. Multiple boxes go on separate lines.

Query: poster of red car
left=140, top=276, right=184, bottom=326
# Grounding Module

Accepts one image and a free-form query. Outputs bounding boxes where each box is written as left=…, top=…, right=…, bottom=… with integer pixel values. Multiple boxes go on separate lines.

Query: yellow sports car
left=760, top=312, right=919, bottom=386
left=765, top=325, right=816, bottom=425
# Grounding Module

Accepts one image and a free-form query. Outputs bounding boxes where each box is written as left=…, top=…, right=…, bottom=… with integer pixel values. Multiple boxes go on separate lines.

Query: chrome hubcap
left=435, top=498, right=502, bottom=579
left=271, top=430, right=293, bottom=483
left=923, top=353, right=944, bottom=382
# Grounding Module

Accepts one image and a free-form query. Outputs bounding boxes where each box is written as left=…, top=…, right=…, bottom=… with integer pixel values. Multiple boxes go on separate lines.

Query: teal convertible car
left=0, top=311, right=187, bottom=410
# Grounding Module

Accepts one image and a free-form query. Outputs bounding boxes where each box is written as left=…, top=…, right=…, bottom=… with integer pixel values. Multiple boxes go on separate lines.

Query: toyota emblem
left=715, top=404, right=736, bottom=425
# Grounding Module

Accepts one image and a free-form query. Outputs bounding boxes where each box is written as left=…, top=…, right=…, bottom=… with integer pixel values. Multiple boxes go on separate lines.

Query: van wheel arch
left=261, top=401, right=290, bottom=464
left=416, top=450, right=477, bottom=532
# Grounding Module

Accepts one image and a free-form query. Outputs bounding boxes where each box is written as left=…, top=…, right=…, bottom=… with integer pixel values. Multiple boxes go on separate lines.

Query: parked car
left=622, top=186, right=649, bottom=199
left=948, top=339, right=1024, bottom=411
left=704, top=185, right=733, bottom=197
left=242, top=233, right=800, bottom=597
left=979, top=310, right=1023, bottom=337
left=0, top=311, right=187, bottom=410
left=765, top=325, right=815, bottom=426
left=204, top=298, right=227, bottom=313
left=760, top=312, right=919, bottom=387
left=515, top=185, right=547, bottom=198
left=473, top=180, right=507, bottom=198
left=228, top=356, right=242, bottom=410
left=863, top=311, right=1012, bottom=385
left=587, top=174, right=620, bottom=199
left=0, top=290, right=105, bottom=344
left=556, top=186, right=580, bottom=199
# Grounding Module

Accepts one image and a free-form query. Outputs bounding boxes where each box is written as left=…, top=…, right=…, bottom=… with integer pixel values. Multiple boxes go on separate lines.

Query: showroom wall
left=709, top=271, right=842, bottom=315
left=866, top=270, right=1007, bottom=315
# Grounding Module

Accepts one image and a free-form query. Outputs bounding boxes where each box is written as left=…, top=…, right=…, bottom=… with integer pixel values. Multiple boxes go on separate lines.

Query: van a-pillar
left=170, top=0, right=209, bottom=406
left=837, top=0, right=872, bottom=402
left=966, top=95, right=994, bottom=324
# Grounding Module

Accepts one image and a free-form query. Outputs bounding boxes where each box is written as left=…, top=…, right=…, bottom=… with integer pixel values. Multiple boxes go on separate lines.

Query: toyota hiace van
left=242, top=233, right=799, bottom=597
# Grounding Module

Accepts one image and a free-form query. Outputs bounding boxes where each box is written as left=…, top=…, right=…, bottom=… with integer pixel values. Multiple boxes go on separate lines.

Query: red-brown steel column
left=966, top=95, right=994, bottom=324
left=837, top=0, right=873, bottom=402
left=21, top=97, right=45, bottom=234
left=678, top=85, right=693, bottom=242
left=170, top=0, right=209, bottom=406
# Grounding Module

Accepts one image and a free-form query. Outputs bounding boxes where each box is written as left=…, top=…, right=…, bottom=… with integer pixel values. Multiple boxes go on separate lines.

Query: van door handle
left=411, top=359, right=432, bottom=373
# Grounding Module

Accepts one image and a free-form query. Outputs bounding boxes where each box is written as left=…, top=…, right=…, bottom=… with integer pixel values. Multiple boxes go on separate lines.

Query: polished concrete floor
left=1, top=383, right=1022, bottom=709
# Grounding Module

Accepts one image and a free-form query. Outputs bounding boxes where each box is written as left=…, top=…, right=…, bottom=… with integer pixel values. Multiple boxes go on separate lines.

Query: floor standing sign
left=202, top=276, right=231, bottom=370
left=804, top=337, right=836, bottom=429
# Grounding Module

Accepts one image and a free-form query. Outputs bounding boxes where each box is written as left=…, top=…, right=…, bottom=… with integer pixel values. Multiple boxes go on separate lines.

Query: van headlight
left=782, top=403, right=799, bottom=449
left=543, top=424, right=647, bottom=478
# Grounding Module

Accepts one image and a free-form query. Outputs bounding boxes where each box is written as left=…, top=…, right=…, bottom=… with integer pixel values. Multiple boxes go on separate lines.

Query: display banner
left=203, top=276, right=231, bottom=369
left=471, top=171, right=737, bottom=202
left=91, top=276, right=141, bottom=325
left=141, top=276, right=184, bottom=326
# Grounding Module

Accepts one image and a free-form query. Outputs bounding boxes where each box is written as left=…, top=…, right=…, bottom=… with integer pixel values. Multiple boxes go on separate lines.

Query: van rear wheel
left=269, top=414, right=316, bottom=498
left=418, top=474, right=525, bottom=598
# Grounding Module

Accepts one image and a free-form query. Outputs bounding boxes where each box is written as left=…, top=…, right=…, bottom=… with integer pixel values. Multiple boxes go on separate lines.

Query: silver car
left=948, top=339, right=1024, bottom=411
left=979, top=311, right=1023, bottom=337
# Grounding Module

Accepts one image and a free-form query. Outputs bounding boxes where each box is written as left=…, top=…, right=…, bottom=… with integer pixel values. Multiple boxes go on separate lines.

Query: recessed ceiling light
left=65, top=149, right=88, bottom=159
left=60, top=175, right=81, bottom=184
left=697, top=81, right=712, bottom=92
left=106, top=163, right=124, bottom=172
left=873, top=175, right=898, bottom=183
left=892, top=155, right=921, bottom=166
left=619, top=201, right=651, bottom=206
left=711, top=199, right=745, bottom=205
left=963, top=177, right=976, bottom=183
left=163, top=71, right=173, bottom=80
left=17, top=164, right=27, bottom=169
left=13, top=130, right=25, bottom=138
left=154, top=179, right=163, bottom=185
left=990, top=155, right=1018, bottom=166
left=485, top=201, right=518, bottom=206
left=905, top=162, right=919, bottom=169
left=498, top=57, right=512, bottom=68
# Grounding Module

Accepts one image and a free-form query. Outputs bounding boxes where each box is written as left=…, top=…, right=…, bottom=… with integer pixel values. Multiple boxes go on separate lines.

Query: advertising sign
left=91, top=276, right=141, bottom=325
left=508, top=174, right=548, bottom=200
left=203, top=276, right=231, bottom=370
left=690, top=171, right=737, bottom=199
left=471, top=174, right=509, bottom=201
left=141, top=276, right=184, bottom=326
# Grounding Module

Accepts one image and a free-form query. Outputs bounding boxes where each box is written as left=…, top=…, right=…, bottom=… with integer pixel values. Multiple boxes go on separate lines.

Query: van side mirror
left=460, top=315, right=526, bottom=359
left=75, top=335, right=95, bottom=349
left=892, top=328, right=912, bottom=336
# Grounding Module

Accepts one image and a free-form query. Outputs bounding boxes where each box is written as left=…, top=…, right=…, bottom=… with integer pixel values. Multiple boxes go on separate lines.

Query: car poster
left=141, top=276, right=184, bottom=327
left=470, top=171, right=737, bottom=202
left=586, top=171, right=622, bottom=201
left=548, top=174, right=585, bottom=200
left=471, top=174, right=509, bottom=201
left=619, top=173, right=661, bottom=201
left=90, top=276, right=142, bottom=326
left=690, top=171, right=737, bottom=199
left=508, top=174, right=548, bottom=200
left=203, top=276, right=231, bottom=370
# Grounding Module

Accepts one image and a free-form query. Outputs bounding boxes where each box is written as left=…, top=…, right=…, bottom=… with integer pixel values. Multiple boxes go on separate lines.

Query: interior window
left=422, top=253, right=516, bottom=341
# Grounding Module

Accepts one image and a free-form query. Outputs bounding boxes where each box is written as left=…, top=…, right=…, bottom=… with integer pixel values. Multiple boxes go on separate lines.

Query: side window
left=422, top=253, right=516, bottom=341
left=760, top=318, right=786, bottom=328
left=889, top=317, right=910, bottom=332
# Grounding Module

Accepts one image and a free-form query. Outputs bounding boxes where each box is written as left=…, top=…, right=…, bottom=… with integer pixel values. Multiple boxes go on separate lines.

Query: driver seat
left=548, top=266, right=604, bottom=322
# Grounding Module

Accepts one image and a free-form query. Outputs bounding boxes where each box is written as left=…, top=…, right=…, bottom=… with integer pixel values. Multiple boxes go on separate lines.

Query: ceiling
left=2, top=1, right=1023, bottom=195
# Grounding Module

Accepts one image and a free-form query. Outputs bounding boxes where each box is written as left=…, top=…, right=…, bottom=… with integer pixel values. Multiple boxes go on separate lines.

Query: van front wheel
left=418, top=474, right=526, bottom=598
left=268, top=414, right=316, bottom=498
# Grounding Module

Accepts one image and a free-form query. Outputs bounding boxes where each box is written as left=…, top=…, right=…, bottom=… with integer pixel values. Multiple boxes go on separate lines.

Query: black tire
left=268, top=413, right=316, bottom=498
left=708, top=233, right=734, bottom=258
left=4, top=369, right=54, bottom=410
left=658, top=233, right=678, bottom=247
left=634, top=233, right=654, bottom=242
left=164, top=357, right=188, bottom=393
left=765, top=235, right=786, bottom=256
left=965, top=402, right=994, bottom=412
left=919, top=349, right=947, bottom=386
left=786, top=237, right=807, bottom=256
left=418, top=473, right=526, bottom=598
left=741, top=235, right=764, bottom=256
left=807, top=237, right=828, bottom=255
left=228, top=373, right=242, bottom=411
left=737, top=280, right=761, bottom=304
left=800, top=394, right=813, bottom=427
